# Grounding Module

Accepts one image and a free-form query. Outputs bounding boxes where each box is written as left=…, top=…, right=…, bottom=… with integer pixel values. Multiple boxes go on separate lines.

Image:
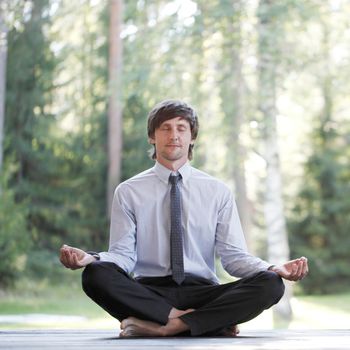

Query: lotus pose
left=60, top=99, right=308, bottom=337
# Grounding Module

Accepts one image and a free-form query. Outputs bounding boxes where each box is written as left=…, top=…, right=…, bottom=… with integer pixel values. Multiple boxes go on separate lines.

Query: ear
left=190, top=140, right=195, bottom=145
left=148, top=137, right=155, bottom=145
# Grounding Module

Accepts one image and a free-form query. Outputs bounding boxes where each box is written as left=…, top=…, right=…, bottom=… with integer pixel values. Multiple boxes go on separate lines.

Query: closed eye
left=177, top=125, right=187, bottom=131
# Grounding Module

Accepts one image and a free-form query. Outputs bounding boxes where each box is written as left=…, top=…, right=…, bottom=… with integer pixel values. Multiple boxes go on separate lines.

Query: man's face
left=149, top=117, right=194, bottom=166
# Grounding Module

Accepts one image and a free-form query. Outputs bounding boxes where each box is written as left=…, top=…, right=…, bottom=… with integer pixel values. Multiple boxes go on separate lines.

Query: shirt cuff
left=86, top=251, right=100, bottom=261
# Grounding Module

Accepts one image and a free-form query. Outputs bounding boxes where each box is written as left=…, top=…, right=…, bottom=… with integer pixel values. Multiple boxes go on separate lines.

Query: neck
left=157, top=158, right=188, bottom=172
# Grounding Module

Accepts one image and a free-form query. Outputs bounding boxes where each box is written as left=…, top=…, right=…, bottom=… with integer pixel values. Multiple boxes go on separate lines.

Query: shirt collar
left=154, top=161, right=191, bottom=185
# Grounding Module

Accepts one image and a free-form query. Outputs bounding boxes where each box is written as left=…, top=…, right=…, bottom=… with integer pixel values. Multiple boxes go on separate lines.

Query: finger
left=61, top=247, right=81, bottom=269
left=59, top=253, right=70, bottom=268
left=73, top=253, right=82, bottom=267
left=66, top=249, right=77, bottom=268
left=62, top=249, right=73, bottom=268
left=289, top=258, right=300, bottom=265
left=290, top=262, right=299, bottom=281
left=291, top=262, right=298, bottom=275
left=295, top=260, right=304, bottom=278
left=301, top=257, right=309, bottom=278
left=59, top=247, right=71, bottom=267
left=301, top=256, right=308, bottom=268
left=69, top=253, right=80, bottom=269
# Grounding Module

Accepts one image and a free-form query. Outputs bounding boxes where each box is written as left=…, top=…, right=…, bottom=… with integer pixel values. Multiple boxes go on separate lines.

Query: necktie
left=169, top=174, right=185, bottom=285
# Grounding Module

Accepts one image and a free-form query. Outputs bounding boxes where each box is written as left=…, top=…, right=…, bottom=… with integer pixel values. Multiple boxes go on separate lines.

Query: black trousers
left=82, top=261, right=285, bottom=336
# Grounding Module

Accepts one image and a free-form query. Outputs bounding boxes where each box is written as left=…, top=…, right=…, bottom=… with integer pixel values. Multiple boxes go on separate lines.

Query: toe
left=120, top=319, right=129, bottom=329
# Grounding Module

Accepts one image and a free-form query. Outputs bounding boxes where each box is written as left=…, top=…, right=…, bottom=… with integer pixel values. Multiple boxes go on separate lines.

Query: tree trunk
left=0, top=8, right=7, bottom=177
left=228, top=7, right=253, bottom=251
left=107, top=0, right=123, bottom=216
left=220, top=1, right=253, bottom=250
left=229, top=39, right=253, bottom=251
left=257, top=0, right=292, bottom=322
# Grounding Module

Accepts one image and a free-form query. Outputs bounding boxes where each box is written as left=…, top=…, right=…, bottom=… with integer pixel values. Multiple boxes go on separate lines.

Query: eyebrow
left=161, top=119, right=189, bottom=127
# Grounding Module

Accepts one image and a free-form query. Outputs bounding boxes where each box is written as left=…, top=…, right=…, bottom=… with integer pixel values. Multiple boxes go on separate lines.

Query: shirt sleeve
left=99, top=184, right=137, bottom=274
left=215, top=188, right=270, bottom=278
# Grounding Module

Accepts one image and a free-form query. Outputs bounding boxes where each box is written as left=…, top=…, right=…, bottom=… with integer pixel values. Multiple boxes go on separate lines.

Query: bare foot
left=120, top=317, right=164, bottom=337
left=119, top=316, right=190, bottom=337
left=221, top=325, right=240, bottom=337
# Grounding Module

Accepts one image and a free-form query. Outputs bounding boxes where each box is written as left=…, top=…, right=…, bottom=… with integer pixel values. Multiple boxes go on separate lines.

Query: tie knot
left=169, top=174, right=181, bottom=185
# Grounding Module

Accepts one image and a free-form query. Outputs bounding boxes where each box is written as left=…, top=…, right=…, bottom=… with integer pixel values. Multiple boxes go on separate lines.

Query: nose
left=170, top=128, right=179, bottom=141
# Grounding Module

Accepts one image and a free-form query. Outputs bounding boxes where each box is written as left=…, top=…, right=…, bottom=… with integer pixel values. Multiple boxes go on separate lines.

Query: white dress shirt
left=99, top=162, right=270, bottom=284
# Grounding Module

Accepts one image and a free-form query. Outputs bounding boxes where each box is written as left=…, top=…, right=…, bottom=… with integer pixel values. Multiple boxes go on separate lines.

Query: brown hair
left=147, top=99, right=199, bottom=160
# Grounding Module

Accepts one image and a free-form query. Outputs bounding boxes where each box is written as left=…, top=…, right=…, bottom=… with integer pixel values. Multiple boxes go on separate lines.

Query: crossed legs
left=119, top=314, right=240, bottom=337
left=82, top=261, right=285, bottom=337
left=120, top=309, right=194, bottom=337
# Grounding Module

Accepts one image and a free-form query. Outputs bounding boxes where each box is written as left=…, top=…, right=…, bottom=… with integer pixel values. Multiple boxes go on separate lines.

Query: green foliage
left=3, top=1, right=109, bottom=286
left=2, top=0, right=57, bottom=287
left=289, top=125, right=350, bottom=294
left=122, top=95, right=153, bottom=180
left=5, top=0, right=57, bottom=249
left=49, top=1, right=109, bottom=250
left=0, top=165, right=29, bottom=288
left=287, top=3, right=350, bottom=294
left=2, top=0, right=350, bottom=296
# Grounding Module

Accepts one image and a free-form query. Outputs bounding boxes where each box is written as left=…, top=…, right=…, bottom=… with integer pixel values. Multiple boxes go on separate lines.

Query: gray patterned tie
left=169, top=174, right=185, bottom=285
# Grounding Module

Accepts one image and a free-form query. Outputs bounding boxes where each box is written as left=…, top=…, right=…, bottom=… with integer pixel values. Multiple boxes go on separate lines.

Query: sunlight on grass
left=0, top=316, right=118, bottom=330
left=241, top=294, right=350, bottom=331
left=289, top=297, right=350, bottom=329
left=1, top=278, right=349, bottom=331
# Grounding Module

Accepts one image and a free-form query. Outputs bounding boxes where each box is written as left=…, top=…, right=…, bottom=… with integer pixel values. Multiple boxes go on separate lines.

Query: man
left=60, top=99, right=308, bottom=337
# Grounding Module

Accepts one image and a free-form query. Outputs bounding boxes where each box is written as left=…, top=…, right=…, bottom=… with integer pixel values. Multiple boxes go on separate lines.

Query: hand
left=270, top=257, right=308, bottom=281
left=59, top=244, right=96, bottom=270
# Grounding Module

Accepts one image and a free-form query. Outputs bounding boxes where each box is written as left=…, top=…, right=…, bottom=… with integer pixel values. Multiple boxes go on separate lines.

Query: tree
left=107, top=0, right=123, bottom=215
left=0, top=2, right=8, bottom=175
left=289, top=3, right=350, bottom=293
left=219, top=0, right=253, bottom=250
left=0, top=1, right=31, bottom=288
left=257, top=0, right=292, bottom=321
left=4, top=0, right=60, bottom=257
left=48, top=0, right=109, bottom=249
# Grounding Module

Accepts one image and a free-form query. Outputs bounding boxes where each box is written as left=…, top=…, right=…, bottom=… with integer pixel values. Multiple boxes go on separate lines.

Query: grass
left=287, top=293, right=350, bottom=329
left=299, top=293, right=350, bottom=313
left=1, top=276, right=349, bottom=330
left=0, top=287, right=103, bottom=317
left=0, top=275, right=117, bottom=329
left=242, top=291, right=350, bottom=331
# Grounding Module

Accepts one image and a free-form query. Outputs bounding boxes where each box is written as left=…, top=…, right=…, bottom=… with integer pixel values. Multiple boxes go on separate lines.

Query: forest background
left=0, top=0, right=350, bottom=327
